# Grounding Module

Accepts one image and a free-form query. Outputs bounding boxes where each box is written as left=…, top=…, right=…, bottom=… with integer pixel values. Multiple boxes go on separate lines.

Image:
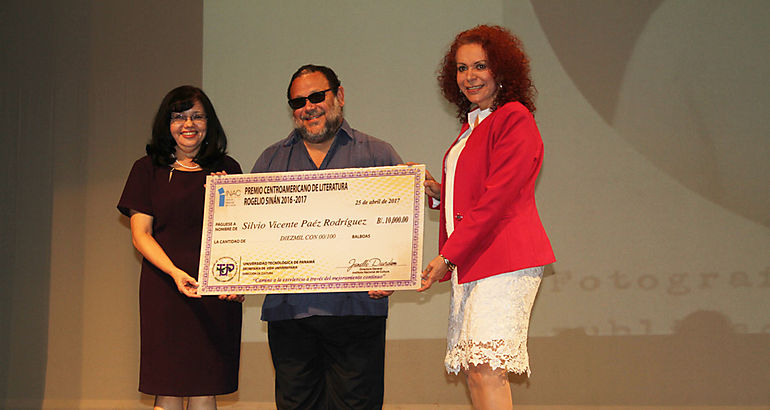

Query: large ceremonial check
left=197, top=165, right=425, bottom=295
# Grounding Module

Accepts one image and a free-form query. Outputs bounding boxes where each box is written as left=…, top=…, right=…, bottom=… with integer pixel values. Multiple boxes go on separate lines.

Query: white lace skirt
left=444, top=266, right=543, bottom=376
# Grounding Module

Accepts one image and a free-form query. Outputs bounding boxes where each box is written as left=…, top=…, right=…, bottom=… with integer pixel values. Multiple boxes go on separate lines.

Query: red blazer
left=436, top=102, right=555, bottom=284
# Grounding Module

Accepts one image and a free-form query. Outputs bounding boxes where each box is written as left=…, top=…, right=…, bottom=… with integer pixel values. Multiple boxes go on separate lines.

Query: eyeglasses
left=170, top=113, right=207, bottom=125
left=288, top=88, right=334, bottom=110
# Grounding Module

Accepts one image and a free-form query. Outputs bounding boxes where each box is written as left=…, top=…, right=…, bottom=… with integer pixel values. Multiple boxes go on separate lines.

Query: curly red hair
left=438, top=25, right=536, bottom=122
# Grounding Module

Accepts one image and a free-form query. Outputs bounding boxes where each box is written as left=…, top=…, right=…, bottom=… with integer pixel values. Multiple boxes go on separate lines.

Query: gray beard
left=295, top=105, right=344, bottom=144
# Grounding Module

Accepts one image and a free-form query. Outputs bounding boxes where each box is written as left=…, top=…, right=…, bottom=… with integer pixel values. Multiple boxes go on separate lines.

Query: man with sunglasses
left=251, top=64, right=402, bottom=409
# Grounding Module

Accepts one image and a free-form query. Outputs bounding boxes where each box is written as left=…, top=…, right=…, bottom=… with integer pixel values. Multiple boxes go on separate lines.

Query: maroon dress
left=118, top=155, right=242, bottom=396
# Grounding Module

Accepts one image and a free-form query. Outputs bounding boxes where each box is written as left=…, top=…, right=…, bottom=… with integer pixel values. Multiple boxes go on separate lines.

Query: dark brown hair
left=146, top=85, right=228, bottom=170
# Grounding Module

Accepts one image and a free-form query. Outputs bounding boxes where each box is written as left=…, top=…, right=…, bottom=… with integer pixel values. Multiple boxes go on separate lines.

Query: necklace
left=174, top=159, right=201, bottom=170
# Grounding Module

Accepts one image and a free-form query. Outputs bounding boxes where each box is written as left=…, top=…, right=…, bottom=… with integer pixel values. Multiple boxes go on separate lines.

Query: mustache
left=300, top=108, right=323, bottom=120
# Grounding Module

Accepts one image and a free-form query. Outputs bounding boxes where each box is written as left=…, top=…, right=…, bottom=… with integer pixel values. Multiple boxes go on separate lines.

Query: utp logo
left=213, top=257, right=238, bottom=282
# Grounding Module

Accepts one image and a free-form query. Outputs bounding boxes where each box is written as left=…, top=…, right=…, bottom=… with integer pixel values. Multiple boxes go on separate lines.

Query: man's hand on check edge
left=368, top=290, right=394, bottom=299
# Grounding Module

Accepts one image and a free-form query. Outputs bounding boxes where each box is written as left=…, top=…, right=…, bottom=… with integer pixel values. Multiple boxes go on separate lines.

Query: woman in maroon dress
left=118, top=86, right=243, bottom=410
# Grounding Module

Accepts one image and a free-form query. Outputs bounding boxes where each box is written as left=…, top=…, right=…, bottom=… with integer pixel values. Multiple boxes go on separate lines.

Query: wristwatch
left=440, top=255, right=456, bottom=271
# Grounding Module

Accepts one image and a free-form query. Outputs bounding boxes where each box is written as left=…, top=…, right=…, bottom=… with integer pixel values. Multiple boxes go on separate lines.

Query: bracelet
left=440, top=255, right=456, bottom=271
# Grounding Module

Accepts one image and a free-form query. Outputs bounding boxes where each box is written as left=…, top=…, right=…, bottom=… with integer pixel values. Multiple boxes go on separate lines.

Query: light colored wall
left=1, top=0, right=768, bottom=409
left=204, top=0, right=770, bottom=341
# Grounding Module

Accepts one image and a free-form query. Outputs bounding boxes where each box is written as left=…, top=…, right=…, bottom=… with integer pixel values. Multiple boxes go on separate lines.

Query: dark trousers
left=267, top=316, right=386, bottom=410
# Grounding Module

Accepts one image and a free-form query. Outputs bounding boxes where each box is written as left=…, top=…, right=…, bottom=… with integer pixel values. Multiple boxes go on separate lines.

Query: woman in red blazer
left=419, top=25, right=555, bottom=409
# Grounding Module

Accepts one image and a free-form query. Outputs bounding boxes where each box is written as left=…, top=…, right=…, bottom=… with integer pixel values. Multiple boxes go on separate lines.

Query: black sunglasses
left=288, top=88, right=335, bottom=110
